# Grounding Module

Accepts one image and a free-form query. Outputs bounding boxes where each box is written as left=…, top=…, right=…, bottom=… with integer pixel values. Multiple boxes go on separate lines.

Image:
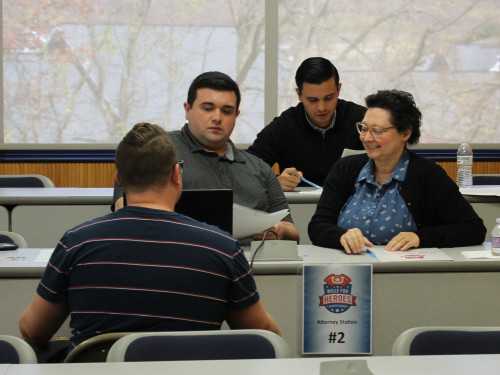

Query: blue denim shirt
left=338, top=149, right=417, bottom=244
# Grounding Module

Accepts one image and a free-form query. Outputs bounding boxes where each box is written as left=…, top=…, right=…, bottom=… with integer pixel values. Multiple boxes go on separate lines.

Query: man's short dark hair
left=115, top=123, right=178, bottom=193
left=365, top=89, right=422, bottom=145
left=186, top=71, right=241, bottom=110
left=295, top=57, right=340, bottom=92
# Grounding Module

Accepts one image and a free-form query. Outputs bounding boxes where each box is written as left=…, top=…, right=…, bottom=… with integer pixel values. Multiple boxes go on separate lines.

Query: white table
left=0, top=188, right=113, bottom=247
left=0, top=188, right=113, bottom=205
left=5, top=355, right=500, bottom=375
left=1, top=244, right=499, bottom=356
left=0, top=187, right=498, bottom=246
left=3, top=244, right=499, bottom=278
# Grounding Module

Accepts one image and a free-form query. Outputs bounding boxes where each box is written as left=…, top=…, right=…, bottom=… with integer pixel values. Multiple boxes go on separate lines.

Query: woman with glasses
left=308, top=89, right=486, bottom=253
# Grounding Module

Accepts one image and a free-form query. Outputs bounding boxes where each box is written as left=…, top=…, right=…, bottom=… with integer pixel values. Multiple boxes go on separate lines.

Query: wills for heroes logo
left=319, top=273, right=357, bottom=313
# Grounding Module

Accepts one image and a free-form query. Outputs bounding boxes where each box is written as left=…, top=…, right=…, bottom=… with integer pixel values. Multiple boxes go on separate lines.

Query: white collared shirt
left=305, top=111, right=337, bottom=137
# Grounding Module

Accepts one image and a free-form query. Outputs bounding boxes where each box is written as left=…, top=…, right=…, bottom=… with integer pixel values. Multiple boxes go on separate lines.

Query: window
left=2, top=0, right=500, bottom=144
left=277, top=0, right=500, bottom=144
left=3, top=0, right=265, bottom=143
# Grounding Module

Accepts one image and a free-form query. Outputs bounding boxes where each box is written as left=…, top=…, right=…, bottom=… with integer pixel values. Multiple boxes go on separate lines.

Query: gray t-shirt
left=113, top=124, right=292, bottom=223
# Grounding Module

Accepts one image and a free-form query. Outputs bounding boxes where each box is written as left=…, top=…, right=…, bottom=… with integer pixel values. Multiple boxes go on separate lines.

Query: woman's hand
left=385, top=232, right=420, bottom=251
left=340, top=228, right=373, bottom=254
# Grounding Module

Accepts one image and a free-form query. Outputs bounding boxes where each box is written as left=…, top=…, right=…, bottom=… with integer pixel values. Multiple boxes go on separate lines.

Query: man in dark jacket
left=247, top=57, right=366, bottom=191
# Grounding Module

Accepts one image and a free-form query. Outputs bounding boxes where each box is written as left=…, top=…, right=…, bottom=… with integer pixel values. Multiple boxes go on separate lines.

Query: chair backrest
left=0, top=231, right=28, bottom=248
left=0, top=174, right=55, bottom=188
left=472, top=174, right=500, bottom=185
left=107, top=330, right=290, bottom=362
left=0, top=335, right=37, bottom=364
left=63, top=332, right=130, bottom=363
left=392, top=326, right=500, bottom=356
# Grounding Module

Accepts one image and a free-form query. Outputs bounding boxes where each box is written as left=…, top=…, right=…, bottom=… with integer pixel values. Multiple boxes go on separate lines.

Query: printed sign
left=303, top=264, right=372, bottom=354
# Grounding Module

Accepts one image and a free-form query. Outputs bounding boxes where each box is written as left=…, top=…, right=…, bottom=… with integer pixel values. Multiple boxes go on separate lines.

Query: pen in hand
left=289, top=171, right=322, bottom=190
left=300, top=176, right=322, bottom=189
left=366, top=249, right=377, bottom=258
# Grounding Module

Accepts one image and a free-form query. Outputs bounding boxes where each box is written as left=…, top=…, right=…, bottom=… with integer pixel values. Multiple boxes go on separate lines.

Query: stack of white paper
left=462, top=251, right=500, bottom=260
left=460, top=187, right=500, bottom=196
left=368, top=246, right=453, bottom=262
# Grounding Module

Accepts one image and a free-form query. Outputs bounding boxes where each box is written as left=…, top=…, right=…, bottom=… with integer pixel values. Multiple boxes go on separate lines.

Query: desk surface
left=0, top=186, right=498, bottom=206
left=252, top=243, right=500, bottom=274
left=1, top=244, right=499, bottom=278
left=2, top=246, right=499, bottom=357
left=0, top=188, right=113, bottom=205
left=285, top=186, right=500, bottom=204
left=4, top=355, right=500, bottom=375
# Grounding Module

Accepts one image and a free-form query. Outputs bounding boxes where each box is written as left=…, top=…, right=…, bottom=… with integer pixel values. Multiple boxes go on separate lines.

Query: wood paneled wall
left=0, top=161, right=499, bottom=188
left=0, top=163, right=116, bottom=187
left=437, top=161, right=500, bottom=182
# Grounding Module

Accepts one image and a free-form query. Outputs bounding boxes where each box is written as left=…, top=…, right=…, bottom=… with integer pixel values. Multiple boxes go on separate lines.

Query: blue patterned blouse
left=338, top=149, right=417, bottom=244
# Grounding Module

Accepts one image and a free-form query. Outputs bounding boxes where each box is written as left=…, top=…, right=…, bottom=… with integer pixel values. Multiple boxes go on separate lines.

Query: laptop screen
left=175, top=189, right=233, bottom=235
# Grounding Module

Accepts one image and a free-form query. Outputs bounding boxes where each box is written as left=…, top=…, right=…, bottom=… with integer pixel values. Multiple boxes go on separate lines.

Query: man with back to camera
left=112, top=71, right=300, bottom=242
left=19, top=123, right=281, bottom=351
left=247, top=57, right=367, bottom=191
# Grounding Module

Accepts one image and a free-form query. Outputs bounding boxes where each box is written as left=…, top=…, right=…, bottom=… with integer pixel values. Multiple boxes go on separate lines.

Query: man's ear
left=183, top=102, right=190, bottom=120
left=171, top=164, right=182, bottom=187
left=295, top=88, right=302, bottom=101
left=114, top=171, right=121, bottom=186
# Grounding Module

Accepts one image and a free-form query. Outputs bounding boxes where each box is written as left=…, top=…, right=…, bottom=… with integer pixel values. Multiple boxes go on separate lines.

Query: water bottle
left=456, top=142, right=473, bottom=188
left=492, top=218, right=500, bottom=256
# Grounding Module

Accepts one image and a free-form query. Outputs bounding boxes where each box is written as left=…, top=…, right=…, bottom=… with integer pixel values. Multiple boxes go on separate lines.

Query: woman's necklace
left=375, top=172, right=391, bottom=186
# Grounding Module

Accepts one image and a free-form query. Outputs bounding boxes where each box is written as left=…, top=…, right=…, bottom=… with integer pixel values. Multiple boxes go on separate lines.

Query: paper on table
left=368, top=246, right=453, bottom=262
left=460, top=186, right=500, bottom=196
left=35, top=249, right=54, bottom=262
left=232, top=203, right=289, bottom=239
left=462, top=250, right=500, bottom=260
left=341, top=148, right=366, bottom=158
left=298, top=189, right=322, bottom=194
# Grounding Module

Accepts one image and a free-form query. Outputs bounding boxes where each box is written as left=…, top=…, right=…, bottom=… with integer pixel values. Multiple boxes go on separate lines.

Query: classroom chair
left=106, top=330, right=291, bottom=362
left=0, top=174, right=55, bottom=188
left=0, top=231, right=28, bottom=248
left=392, top=326, right=500, bottom=356
left=63, top=332, right=131, bottom=363
left=472, top=174, right=500, bottom=185
left=0, top=335, right=37, bottom=364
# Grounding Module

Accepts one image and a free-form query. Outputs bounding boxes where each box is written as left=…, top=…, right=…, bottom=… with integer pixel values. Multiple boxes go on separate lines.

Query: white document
left=462, top=250, right=500, bottom=260
left=35, top=249, right=54, bottom=263
left=368, top=246, right=453, bottom=262
left=341, top=148, right=366, bottom=158
left=232, top=203, right=289, bottom=239
left=298, top=189, right=322, bottom=195
left=460, top=186, right=500, bottom=196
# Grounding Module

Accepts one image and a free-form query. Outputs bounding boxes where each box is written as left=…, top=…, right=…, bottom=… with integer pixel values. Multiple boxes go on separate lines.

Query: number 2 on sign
left=328, top=332, right=345, bottom=344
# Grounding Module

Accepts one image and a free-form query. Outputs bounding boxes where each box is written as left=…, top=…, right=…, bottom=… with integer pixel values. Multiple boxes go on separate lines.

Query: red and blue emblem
left=319, top=273, right=357, bottom=313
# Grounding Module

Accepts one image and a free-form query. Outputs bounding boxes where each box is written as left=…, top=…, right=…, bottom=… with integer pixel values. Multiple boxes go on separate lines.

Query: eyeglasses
left=172, top=160, right=184, bottom=177
left=356, top=122, right=395, bottom=139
